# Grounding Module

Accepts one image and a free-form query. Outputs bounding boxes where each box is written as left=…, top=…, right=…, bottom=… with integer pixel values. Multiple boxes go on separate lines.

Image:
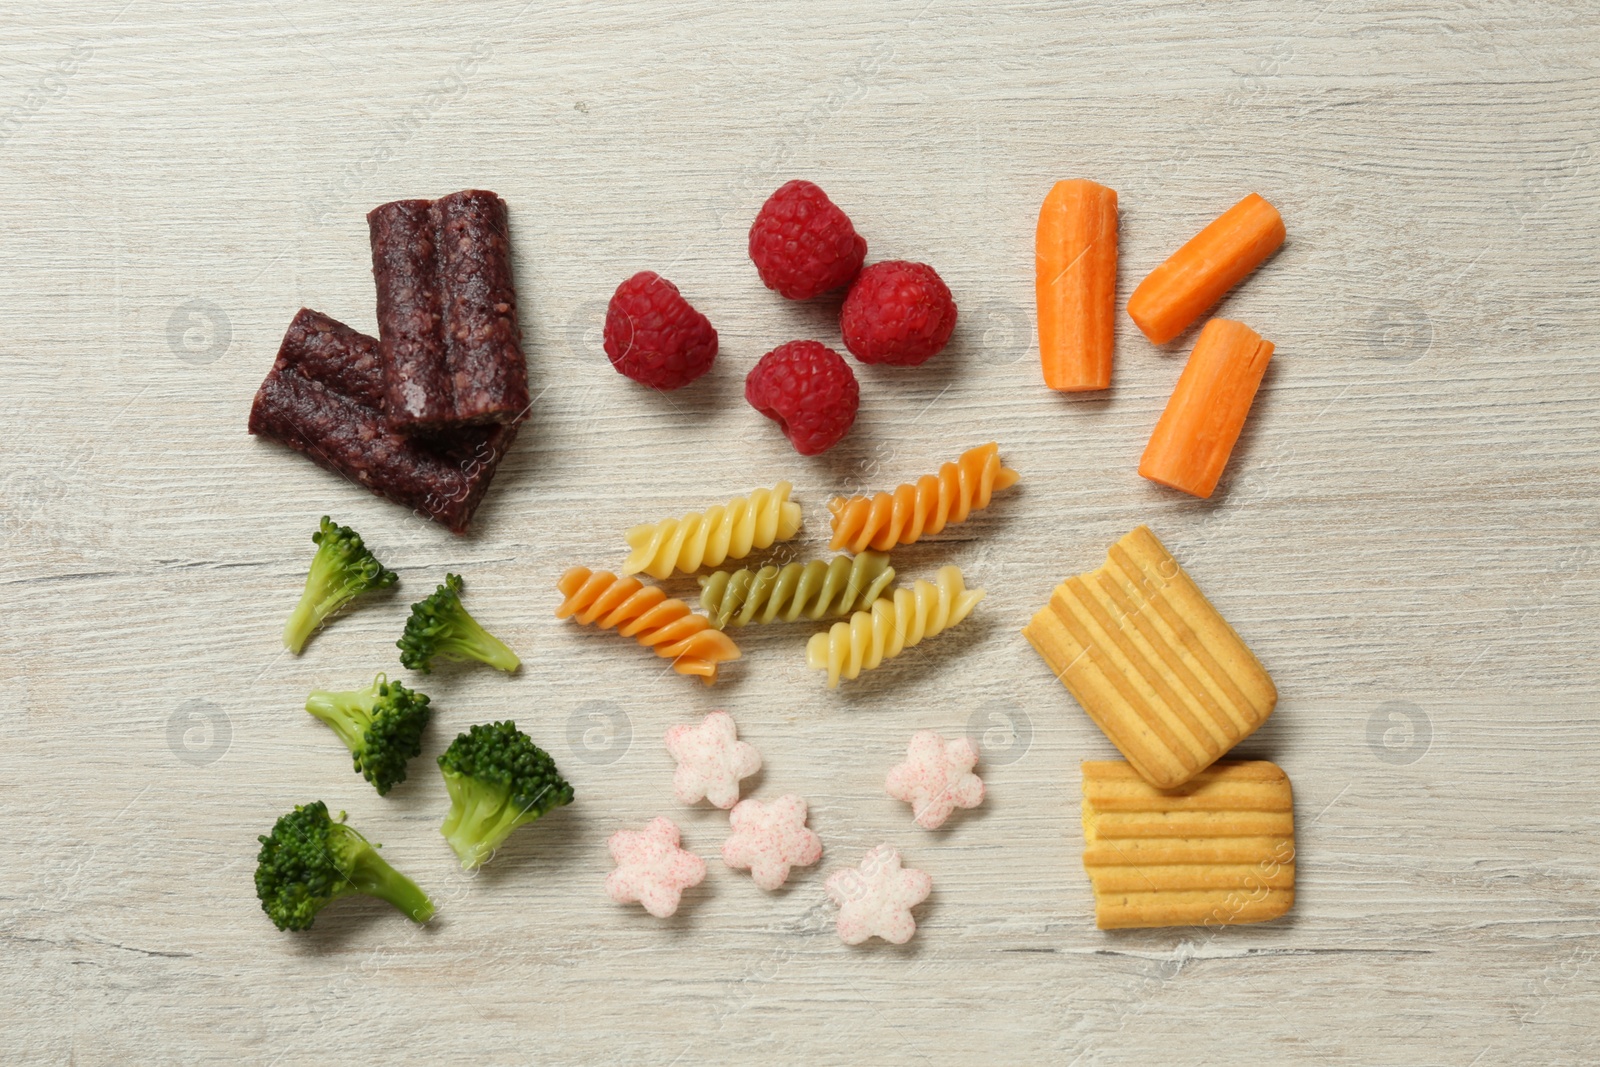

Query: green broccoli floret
left=254, top=801, right=435, bottom=931
left=305, top=674, right=432, bottom=795
left=438, top=721, right=574, bottom=869
left=397, top=573, right=520, bottom=674
left=283, top=517, right=398, bottom=653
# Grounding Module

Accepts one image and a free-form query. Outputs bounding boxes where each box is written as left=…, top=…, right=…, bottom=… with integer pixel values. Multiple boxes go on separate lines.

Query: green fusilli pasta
left=698, top=552, right=896, bottom=629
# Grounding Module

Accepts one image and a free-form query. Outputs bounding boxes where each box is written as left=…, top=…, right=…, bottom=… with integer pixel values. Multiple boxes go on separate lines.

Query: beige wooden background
left=2, top=1, right=1597, bottom=1064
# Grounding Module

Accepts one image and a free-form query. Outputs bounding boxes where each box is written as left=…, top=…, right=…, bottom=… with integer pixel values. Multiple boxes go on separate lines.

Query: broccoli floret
left=397, top=573, right=520, bottom=674
left=305, top=675, right=432, bottom=796
left=283, top=517, right=398, bottom=653
left=438, top=721, right=573, bottom=869
left=254, top=801, right=435, bottom=931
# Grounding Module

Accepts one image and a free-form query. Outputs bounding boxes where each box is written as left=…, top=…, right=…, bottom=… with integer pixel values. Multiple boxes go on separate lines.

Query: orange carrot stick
left=1035, top=179, right=1118, bottom=391
left=1126, top=193, right=1284, bottom=345
left=1139, top=318, right=1274, bottom=498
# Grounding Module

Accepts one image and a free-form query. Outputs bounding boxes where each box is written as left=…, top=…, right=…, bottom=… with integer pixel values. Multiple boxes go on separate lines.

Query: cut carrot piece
left=1035, top=179, right=1118, bottom=391
left=1139, top=318, right=1274, bottom=498
left=1126, top=193, right=1284, bottom=345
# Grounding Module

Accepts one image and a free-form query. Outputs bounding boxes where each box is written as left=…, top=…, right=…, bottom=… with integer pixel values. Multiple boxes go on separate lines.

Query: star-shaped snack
left=824, top=844, right=933, bottom=945
left=885, top=731, right=985, bottom=830
left=722, top=794, right=823, bottom=891
left=665, top=711, right=762, bottom=809
left=605, top=817, right=707, bottom=918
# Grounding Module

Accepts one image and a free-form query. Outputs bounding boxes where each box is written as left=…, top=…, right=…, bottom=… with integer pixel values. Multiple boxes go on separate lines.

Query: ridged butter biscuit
left=1082, top=759, right=1295, bottom=929
left=1023, top=525, right=1276, bottom=789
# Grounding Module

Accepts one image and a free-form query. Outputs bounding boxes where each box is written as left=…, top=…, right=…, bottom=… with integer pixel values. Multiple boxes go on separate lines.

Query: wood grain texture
left=1, top=1, right=1597, bottom=1064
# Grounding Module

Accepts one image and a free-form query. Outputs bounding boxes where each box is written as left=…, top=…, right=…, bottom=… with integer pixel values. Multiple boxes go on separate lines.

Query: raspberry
left=745, top=341, right=860, bottom=456
left=748, top=181, right=867, bottom=300
left=603, top=271, right=718, bottom=390
left=840, top=260, right=958, bottom=366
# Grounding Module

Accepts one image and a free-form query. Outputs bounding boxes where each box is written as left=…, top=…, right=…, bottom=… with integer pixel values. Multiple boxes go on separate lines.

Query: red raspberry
left=745, top=341, right=860, bottom=456
left=603, top=271, right=718, bottom=390
left=840, top=260, right=958, bottom=366
left=748, top=181, right=867, bottom=300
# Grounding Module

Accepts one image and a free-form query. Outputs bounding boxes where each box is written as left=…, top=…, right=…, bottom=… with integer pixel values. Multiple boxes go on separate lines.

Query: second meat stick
left=369, top=189, right=530, bottom=432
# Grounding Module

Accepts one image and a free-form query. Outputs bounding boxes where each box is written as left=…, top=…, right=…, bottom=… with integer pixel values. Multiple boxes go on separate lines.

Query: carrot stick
left=1139, top=318, right=1274, bottom=498
left=1126, top=193, right=1284, bottom=345
left=1035, top=179, right=1118, bottom=391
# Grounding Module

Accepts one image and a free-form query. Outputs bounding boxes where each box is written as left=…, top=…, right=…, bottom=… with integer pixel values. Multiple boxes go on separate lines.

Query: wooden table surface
left=3, top=2, right=1597, bottom=1064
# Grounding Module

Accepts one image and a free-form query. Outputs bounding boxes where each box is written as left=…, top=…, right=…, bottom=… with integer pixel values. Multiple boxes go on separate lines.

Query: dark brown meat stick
left=369, top=190, right=529, bottom=432
left=369, top=198, right=450, bottom=427
left=249, top=308, right=518, bottom=534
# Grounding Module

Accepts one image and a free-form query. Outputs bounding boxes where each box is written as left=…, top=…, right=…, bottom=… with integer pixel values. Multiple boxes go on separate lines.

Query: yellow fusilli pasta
left=556, top=567, right=741, bottom=684
left=698, top=552, right=896, bottom=629
left=828, top=443, right=1018, bottom=553
left=806, top=565, right=985, bottom=687
left=624, top=482, right=803, bottom=580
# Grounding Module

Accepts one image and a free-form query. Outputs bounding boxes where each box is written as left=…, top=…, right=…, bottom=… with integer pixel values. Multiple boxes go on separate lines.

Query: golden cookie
left=1081, top=759, right=1295, bottom=929
left=1023, top=525, right=1276, bottom=788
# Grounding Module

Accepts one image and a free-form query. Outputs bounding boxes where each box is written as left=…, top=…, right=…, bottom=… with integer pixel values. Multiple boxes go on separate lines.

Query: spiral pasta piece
left=698, top=552, right=896, bottom=629
left=556, top=567, right=741, bottom=684
left=828, top=443, right=1018, bottom=553
left=624, top=483, right=804, bottom=580
left=806, top=565, right=985, bottom=687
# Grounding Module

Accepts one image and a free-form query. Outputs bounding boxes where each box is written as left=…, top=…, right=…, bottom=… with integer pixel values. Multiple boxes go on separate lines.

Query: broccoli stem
left=331, top=826, right=435, bottom=923
left=441, top=775, right=526, bottom=869
left=284, top=565, right=367, bottom=653
left=448, top=614, right=522, bottom=673
left=283, top=589, right=334, bottom=655
left=305, top=691, right=372, bottom=753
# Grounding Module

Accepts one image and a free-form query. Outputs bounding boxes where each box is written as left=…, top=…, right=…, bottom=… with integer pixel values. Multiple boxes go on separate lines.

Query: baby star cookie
left=886, top=731, right=984, bottom=829
left=665, top=710, right=762, bottom=809
left=722, top=794, right=823, bottom=890
left=605, top=817, right=707, bottom=918
left=824, top=844, right=933, bottom=945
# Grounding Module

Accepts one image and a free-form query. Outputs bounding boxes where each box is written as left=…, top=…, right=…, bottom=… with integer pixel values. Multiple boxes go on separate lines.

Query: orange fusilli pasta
left=556, top=567, right=740, bottom=684
left=828, top=443, right=1018, bottom=553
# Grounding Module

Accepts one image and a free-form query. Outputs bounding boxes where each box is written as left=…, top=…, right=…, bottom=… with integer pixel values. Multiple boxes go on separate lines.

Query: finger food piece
left=824, top=844, right=932, bottom=945
left=1081, top=759, right=1295, bottom=929
left=1126, top=193, right=1285, bottom=345
left=248, top=309, right=517, bottom=534
left=1022, top=525, right=1276, bottom=788
left=369, top=189, right=529, bottom=430
left=605, top=817, right=706, bottom=918
left=665, top=711, right=761, bottom=809
left=1036, top=178, right=1118, bottom=391
left=1139, top=318, right=1274, bottom=499
left=722, top=795, right=822, bottom=891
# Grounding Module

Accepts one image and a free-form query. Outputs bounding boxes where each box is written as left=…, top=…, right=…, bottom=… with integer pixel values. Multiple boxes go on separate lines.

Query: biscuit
left=1023, top=525, right=1276, bottom=788
left=1081, top=759, right=1295, bottom=929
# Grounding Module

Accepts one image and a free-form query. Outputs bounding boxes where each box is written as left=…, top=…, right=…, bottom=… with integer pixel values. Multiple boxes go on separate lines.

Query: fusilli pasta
left=828, top=443, right=1018, bottom=553
left=698, top=552, right=896, bottom=629
left=624, top=482, right=803, bottom=580
left=806, top=565, right=984, bottom=687
left=556, top=567, right=741, bottom=684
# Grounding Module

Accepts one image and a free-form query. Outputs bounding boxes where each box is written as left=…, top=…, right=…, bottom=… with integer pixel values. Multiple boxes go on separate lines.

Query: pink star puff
left=824, top=844, right=933, bottom=945
left=722, top=794, right=823, bottom=891
left=605, top=817, right=707, bottom=918
left=885, top=730, right=984, bottom=830
left=665, top=710, right=762, bottom=809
